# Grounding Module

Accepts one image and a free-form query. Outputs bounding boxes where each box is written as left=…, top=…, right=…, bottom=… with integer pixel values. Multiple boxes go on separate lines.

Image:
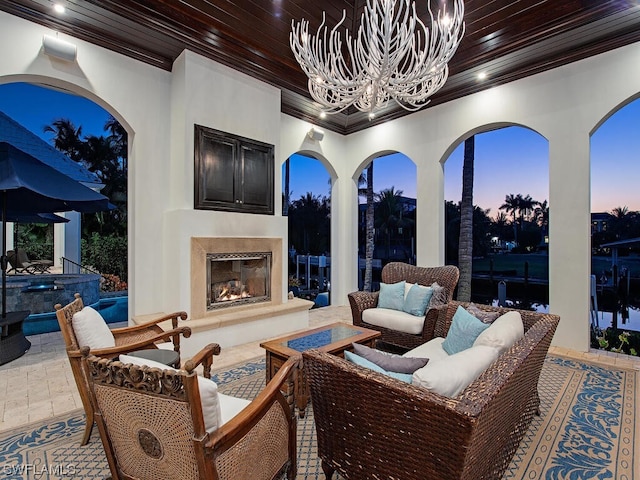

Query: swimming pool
left=23, top=295, right=129, bottom=335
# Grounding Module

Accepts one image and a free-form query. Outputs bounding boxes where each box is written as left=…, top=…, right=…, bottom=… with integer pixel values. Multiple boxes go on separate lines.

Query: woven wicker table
left=260, top=322, right=381, bottom=418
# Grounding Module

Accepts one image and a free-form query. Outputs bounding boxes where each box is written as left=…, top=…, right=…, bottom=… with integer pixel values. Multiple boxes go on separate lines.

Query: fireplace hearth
left=207, top=252, right=271, bottom=310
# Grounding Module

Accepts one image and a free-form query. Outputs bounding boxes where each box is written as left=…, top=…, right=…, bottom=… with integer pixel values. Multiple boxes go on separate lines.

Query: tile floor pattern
left=1, top=305, right=639, bottom=432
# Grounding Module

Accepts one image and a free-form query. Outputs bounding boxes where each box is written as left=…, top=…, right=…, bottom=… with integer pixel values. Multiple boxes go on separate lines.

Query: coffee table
left=260, top=322, right=381, bottom=417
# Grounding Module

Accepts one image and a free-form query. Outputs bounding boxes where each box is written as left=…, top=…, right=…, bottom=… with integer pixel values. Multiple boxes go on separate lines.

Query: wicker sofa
left=303, top=301, right=560, bottom=480
left=348, top=262, right=459, bottom=349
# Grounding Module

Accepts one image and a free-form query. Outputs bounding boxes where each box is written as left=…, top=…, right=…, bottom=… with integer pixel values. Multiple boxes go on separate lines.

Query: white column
left=548, top=126, right=591, bottom=351
left=417, top=152, right=445, bottom=266
left=53, top=219, right=65, bottom=268
left=63, top=211, right=82, bottom=267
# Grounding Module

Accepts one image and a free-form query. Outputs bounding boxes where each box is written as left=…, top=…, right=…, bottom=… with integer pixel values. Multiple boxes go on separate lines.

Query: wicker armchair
left=304, top=302, right=559, bottom=480
left=348, top=262, right=459, bottom=349
left=84, top=345, right=299, bottom=480
left=55, top=293, right=191, bottom=445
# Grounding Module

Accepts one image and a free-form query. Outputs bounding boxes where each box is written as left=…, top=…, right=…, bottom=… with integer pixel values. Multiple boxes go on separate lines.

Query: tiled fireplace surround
left=167, top=236, right=313, bottom=358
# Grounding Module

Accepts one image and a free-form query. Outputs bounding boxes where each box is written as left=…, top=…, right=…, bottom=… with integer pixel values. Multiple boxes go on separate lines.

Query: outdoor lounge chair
left=84, top=345, right=299, bottom=480
left=348, top=262, right=460, bottom=350
left=55, top=293, right=192, bottom=446
left=6, top=248, right=53, bottom=274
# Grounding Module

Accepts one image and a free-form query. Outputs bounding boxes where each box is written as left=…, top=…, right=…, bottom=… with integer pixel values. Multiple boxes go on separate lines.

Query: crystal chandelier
left=290, top=0, right=465, bottom=116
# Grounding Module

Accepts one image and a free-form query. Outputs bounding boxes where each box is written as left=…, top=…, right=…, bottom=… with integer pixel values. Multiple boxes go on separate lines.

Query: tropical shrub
left=81, top=233, right=128, bottom=282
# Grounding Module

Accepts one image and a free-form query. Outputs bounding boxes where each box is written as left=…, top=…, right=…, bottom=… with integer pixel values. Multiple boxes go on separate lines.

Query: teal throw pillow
left=442, top=306, right=490, bottom=355
left=344, top=350, right=413, bottom=383
left=402, top=284, right=434, bottom=316
left=377, top=281, right=406, bottom=311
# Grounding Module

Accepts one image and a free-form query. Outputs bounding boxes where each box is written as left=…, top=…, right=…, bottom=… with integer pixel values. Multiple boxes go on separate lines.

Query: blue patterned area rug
left=0, top=355, right=636, bottom=479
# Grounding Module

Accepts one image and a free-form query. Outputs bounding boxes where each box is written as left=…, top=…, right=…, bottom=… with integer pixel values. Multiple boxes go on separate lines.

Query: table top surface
left=260, top=322, right=381, bottom=357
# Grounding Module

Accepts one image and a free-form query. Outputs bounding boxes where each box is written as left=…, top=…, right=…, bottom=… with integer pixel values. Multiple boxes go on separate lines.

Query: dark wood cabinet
left=194, top=125, right=274, bottom=215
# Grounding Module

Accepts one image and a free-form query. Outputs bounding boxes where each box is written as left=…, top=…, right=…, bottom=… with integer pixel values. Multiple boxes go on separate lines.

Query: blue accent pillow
left=442, top=306, right=490, bottom=355
left=402, top=284, right=434, bottom=316
left=344, top=350, right=413, bottom=383
left=377, top=281, right=406, bottom=311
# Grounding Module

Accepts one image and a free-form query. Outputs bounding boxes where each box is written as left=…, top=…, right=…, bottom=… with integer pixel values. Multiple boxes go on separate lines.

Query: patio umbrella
left=0, top=142, right=114, bottom=318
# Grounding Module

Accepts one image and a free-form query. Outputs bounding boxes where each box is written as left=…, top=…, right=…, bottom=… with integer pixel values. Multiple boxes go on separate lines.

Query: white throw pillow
left=403, top=337, right=449, bottom=363
left=473, top=311, right=524, bottom=354
left=72, top=306, right=115, bottom=349
left=119, top=354, right=222, bottom=433
left=412, top=345, right=500, bottom=398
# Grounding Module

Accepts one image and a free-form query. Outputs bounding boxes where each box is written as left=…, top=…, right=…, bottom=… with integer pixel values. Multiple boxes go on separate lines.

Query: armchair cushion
left=473, top=311, right=524, bottom=354
left=72, top=306, right=115, bottom=349
left=119, top=354, right=223, bottom=433
left=344, top=350, right=413, bottom=383
left=218, top=393, right=251, bottom=424
left=402, top=284, right=433, bottom=316
left=352, top=343, right=429, bottom=373
left=412, top=345, right=500, bottom=397
left=378, top=281, right=406, bottom=310
left=363, top=307, right=426, bottom=335
left=442, top=306, right=490, bottom=355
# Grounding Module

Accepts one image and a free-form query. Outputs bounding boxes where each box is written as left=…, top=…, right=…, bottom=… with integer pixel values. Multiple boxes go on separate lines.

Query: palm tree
left=43, top=118, right=84, bottom=163
left=362, top=163, right=375, bottom=291
left=283, top=157, right=291, bottom=216
left=499, top=194, right=520, bottom=245
left=457, top=136, right=474, bottom=301
left=105, top=115, right=128, bottom=172
left=518, top=194, right=537, bottom=224
left=375, top=186, right=411, bottom=261
left=534, top=200, right=549, bottom=237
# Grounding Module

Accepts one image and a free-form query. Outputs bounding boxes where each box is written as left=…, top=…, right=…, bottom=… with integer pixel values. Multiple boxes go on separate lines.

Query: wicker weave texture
left=94, top=384, right=199, bottom=480
left=114, top=327, right=163, bottom=347
left=215, top=401, right=290, bottom=480
left=304, top=303, right=559, bottom=480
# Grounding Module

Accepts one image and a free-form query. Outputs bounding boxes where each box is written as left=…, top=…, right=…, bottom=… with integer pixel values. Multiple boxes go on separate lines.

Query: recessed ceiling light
left=368, top=112, right=375, bottom=120
left=319, top=111, right=327, bottom=119
left=53, top=3, right=65, bottom=14
left=477, top=71, right=487, bottom=80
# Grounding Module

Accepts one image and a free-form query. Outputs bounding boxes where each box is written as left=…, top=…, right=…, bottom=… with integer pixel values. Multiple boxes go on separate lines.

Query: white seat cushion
left=119, top=354, right=223, bottom=433
left=72, top=306, right=115, bottom=349
left=363, top=307, right=425, bottom=335
left=403, top=337, right=449, bottom=363
left=218, top=393, right=252, bottom=425
left=412, top=345, right=500, bottom=398
left=473, top=311, right=524, bottom=354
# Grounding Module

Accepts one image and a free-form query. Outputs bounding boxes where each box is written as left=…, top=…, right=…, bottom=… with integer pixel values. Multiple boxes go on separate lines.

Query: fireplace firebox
left=207, top=252, right=271, bottom=310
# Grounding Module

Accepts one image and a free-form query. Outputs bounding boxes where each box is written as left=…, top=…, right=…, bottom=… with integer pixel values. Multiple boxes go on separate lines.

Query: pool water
left=23, top=296, right=129, bottom=335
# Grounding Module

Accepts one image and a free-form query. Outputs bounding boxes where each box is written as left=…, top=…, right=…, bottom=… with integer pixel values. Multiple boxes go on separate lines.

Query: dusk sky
left=0, top=81, right=638, bottom=216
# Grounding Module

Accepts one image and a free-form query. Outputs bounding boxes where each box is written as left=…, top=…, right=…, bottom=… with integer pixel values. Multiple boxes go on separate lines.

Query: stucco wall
left=2, top=10, right=640, bottom=351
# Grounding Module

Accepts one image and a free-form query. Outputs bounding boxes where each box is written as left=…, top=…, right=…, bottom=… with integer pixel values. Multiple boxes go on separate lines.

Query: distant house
left=591, top=212, right=613, bottom=234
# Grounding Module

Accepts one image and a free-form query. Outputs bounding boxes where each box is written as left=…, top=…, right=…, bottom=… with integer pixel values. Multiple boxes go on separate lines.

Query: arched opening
left=444, top=126, right=549, bottom=310
left=282, top=152, right=332, bottom=306
left=355, top=152, right=417, bottom=291
left=0, top=80, right=129, bottom=331
left=590, top=97, right=640, bottom=355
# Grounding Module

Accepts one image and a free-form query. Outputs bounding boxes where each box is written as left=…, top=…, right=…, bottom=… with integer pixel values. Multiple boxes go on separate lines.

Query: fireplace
left=207, top=252, right=271, bottom=310
left=191, top=237, right=283, bottom=320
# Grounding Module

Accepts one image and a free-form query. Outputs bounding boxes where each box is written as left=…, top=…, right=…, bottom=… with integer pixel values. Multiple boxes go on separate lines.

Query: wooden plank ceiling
left=2, top=0, right=640, bottom=134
